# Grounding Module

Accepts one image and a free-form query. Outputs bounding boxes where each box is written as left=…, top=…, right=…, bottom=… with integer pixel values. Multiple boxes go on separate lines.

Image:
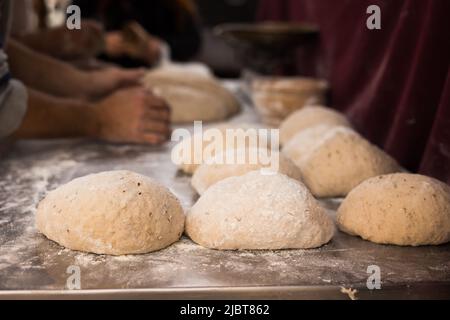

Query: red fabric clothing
left=257, top=0, right=450, bottom=184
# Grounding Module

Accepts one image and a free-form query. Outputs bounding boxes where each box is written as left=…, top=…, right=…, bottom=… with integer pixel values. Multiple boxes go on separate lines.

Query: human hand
left=141, top=35, right=163, bottom=65
left=59, top=20, right=105, bottom=59
left=92, top=87, right=171, bottom=144
left=117, top=33, right=163, bottom=65
left=87, top=67, right=146, bottom=100
left=105, top=22, right=163, bottom=65
left=105, top=31, right=126, bottom=58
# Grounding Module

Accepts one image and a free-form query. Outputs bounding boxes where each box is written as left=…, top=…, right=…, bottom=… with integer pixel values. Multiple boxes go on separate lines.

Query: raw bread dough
left=186, top=171, right=334, bottom=250
left=191, top=147, right=303, bottom=194
left=156, top=62, right=213, bottom=78
left=283, top=126, right=400, bottom=198
left=142, top=69, right=240, bottom=123
left=337, top=173, right=450, bottom=246
left=172, top=122, right=272, bottom=174
left=282, top=125, right=338, bottom=167
left=280, top=106, right=351, bottom=145
left=36, top=170, right=185, bottom=255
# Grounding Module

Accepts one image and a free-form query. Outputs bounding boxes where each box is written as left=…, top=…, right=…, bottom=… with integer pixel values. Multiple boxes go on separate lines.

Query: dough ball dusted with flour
left=172, top=122, right=272, bottom=174
left=191, top=147, right=302, bottom=195
left=283, top=126, right=400, bottom=198
left=282, top=125, right=338, bottom=167
left=142, top=69, right=240, bottom=123
left=280, top=106, right=351, bottom=145
left=337, top=174, right=450, bottom=246
left=186, top=171, right=334, bottom=250
left=36, top=171, right=185, bottom=255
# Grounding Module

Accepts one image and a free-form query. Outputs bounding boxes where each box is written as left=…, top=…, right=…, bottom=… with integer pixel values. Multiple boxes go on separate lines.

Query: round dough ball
left=36, top=171, right=185, bottom=255
left=283, top=126, right=400, bottom=198
left=186, top=171, right=335, bottom=250
left=283, top=124, right=338, bottom=167
left=192, top=147, right=302, bottom=195
left=172, top=123, right=272, bottom=174
left=154, top=62, right=213, bottom=78
left=280, top=106, right=351, bottom=145
left=152, top=84, right=229, bottom=123
left=337, top=173, right=450, bottom=246
left=143, top=70, right=239, bottom=123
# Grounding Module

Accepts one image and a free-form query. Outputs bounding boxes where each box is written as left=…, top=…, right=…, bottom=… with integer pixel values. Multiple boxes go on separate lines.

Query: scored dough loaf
left=172, top=122, right=272, bottom=174
left=36, top=170, right=185, bottom=255
left=283, top=126, right=400, bottom=198
left=191, top=147, right=303, bottom=195
left=337, top=173, right=450, bottom=246
left=280, top=106, right=351, bottom=145
left=142, top=69, right=240, bottom=123
left=186, top=171, right=335, bottom=250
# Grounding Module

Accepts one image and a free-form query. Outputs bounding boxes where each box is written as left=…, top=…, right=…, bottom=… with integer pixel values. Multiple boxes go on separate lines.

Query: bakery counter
left=0, top=83, right=449, bottom=300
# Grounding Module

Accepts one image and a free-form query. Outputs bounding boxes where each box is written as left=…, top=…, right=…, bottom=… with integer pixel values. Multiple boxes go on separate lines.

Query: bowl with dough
left=36, top=170, right=185, bottom=255
left=251, top=77, right=328, bottom=126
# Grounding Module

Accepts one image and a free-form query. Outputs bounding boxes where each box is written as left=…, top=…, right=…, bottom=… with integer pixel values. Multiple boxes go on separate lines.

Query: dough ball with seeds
left=186, top=171, right=334, bottom=250
left=283, top=126, right=400, bottom=198
left=191, top=147, right=302, bottom=195
left=280, top=106, right=351, bottom=145
left=36, top=170, right=185, bottom=255
left=172, top=122, right=273, bottom=174
left=337, top=173, right=450, bottom=246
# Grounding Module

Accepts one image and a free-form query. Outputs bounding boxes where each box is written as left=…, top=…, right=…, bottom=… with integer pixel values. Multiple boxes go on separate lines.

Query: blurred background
left=12, top=0, right=263, bottom=77
left=6, top=0, right=450, bottom=183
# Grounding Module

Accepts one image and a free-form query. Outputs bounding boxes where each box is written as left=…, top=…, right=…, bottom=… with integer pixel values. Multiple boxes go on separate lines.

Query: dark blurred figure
left=195, top=0, right=259, bottom=78
left=74, top=0, right=202, bottom=67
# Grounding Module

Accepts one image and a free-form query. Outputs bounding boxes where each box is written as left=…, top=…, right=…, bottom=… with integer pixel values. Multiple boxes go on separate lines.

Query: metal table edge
left=1, top=283, right=449, bottom=300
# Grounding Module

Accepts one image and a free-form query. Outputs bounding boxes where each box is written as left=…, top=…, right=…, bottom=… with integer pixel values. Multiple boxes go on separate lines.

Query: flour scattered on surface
left=1, top=137, right=449, bottom=292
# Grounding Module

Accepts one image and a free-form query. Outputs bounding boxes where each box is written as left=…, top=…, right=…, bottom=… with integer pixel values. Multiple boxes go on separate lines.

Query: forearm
left=13, top=88, right=99, bottom=139
left=15, top=21, right=105, bottom=61
left=15, top=30, right=65, bottom=58
left=6, top=39, right=92, bottom=99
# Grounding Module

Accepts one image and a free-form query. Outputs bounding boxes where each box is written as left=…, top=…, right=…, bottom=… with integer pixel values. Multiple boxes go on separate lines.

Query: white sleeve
left=0, top=0, right=28, bottom=138
left=0, top=48, right=28, bottom=138
left=0, top=78, right=28, bottom=138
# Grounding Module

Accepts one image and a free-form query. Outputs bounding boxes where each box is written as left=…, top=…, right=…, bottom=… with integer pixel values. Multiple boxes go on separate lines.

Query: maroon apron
left=257, top=0, right=450, bottom=184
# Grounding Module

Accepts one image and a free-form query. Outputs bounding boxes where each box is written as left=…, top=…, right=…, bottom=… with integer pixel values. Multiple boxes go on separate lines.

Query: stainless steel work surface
left=0, top=83, right=449, bottom=299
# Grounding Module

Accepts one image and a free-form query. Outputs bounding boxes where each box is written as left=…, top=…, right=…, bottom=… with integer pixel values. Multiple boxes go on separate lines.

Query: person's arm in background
left=14, top=20, right=106, bottom=61
left=14, top=87, right=171, bottom=145
left=6, top=38, right=145, bottom=100
left=11, top=0, right=104, bottom=60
